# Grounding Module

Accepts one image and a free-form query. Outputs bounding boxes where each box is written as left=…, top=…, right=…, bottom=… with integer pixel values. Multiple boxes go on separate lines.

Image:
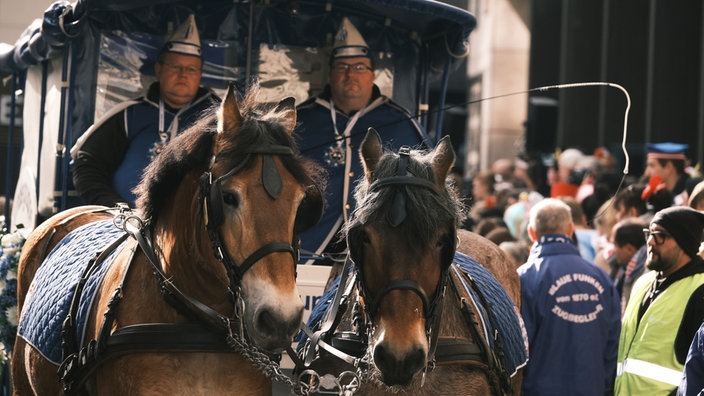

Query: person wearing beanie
left=610, top=182, right=675, bottom=310
left=71, top=14, right=219, bottom=207
left=295, top=17, right=431, bottom=262
left=616, top=206, right=704, bottom=395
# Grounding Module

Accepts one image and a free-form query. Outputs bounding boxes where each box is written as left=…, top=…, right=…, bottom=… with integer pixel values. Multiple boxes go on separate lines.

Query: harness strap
left=129, top=225, right=234, bottom=334
left=59, top=236, right=138, bottom=394
left=434, top=336, right=485, bottom=365
left=368, top=280, right=429, bottom=319
left=302, top=256, right=356, bottom=367
left=60, top=324, right=233, bottom=394
left=450, top=265, right=511, bottom=396
left=108, top=323, right=232, bottom=351
left=299, top=322, right=361, bottom=367
left=60, top=232, right=131, bottom=360
left=236, top=242, right=295, bottom=281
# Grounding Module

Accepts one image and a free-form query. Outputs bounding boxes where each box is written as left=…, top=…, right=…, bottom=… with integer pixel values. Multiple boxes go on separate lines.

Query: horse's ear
left=275, top=96, right=297, bottom=135
left=432, top=135, right=455, bottom=189
left=219, top=84, right=242, bottom=133
left=360, top=128, right=383, bottom=183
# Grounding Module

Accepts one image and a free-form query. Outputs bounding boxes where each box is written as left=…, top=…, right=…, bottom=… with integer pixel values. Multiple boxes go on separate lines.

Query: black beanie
left=651, top=206, right=704, bottom=258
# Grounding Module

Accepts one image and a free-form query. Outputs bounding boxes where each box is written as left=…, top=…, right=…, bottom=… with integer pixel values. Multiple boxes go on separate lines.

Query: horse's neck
left=152, top=224, right=231, bottom=307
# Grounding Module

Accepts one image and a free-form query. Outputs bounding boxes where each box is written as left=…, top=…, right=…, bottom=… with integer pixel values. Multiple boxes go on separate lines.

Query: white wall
left=465, top=0, right=530, bottom=176
left=0, top=0, right=54, bottom=46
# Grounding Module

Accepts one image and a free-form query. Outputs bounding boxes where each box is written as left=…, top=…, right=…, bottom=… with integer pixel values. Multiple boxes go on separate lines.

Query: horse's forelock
left=349, top=148, right=462, bottom=249
left=213, top=97, right=324, bottom=193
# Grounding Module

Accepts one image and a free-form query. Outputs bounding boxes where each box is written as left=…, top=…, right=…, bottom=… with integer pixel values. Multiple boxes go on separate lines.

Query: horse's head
left=135, top=84, right=325, bottom=353
left=346, top=128, right=460, bottom=387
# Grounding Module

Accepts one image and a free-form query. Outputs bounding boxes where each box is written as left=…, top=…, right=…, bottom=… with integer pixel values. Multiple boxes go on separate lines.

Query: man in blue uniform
left=518, top=198, right=621, bottom=396
left=71, top=14, right=219, bottom=207
left=295, top=17, right=432, bottom=261
left=644, top=142, right=702, bottom=206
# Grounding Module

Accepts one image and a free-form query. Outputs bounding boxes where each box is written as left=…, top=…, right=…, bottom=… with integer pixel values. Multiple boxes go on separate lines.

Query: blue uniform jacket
left=679, top=321, right=704, bottom=396
left=71, top=82, right=218, bottom=207
left=295, top=85, right=431, bottom=259
left=517, top=235, right=621, bottom=396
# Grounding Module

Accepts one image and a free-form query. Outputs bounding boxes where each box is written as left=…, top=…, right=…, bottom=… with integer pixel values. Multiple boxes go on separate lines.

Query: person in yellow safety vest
left=616, top=206, right=704, bottom=395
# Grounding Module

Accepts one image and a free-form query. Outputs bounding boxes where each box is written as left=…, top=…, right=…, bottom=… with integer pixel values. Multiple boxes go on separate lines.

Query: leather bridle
left=199, top=145, right=321, bottom=288
left=349, top=147, right=456, bottom=325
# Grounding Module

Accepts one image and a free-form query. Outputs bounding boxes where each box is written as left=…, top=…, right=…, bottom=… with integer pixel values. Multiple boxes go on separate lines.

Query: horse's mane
left=346, top=146, right=464, bottom=251
left=134, top=86, right=326, bottom=222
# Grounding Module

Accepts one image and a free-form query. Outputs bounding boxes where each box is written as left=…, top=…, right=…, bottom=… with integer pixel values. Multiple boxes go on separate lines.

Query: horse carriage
left=0, top=0, right=527, bottom=394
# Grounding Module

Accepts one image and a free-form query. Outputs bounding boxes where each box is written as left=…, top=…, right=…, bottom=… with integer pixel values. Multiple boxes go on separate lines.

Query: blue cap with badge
left=646, top=142, right=688, bottom=160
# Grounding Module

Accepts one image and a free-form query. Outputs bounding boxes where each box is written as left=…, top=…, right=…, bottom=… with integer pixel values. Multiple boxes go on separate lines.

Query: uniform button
left=348, top=172, right=354, bottom=177
left=345, top=204, right=351, bottom=210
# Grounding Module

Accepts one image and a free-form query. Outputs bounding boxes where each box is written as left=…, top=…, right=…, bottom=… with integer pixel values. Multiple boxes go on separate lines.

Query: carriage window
left=94, top=30, right=243, bottom=120
left=257, top=44, right=395, bottom=105
left=93, top=33, right=399, bottom=119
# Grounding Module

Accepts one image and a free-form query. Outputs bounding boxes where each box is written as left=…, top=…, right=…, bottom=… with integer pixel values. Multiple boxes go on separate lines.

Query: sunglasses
left=643, top=228, right=671, bottom=245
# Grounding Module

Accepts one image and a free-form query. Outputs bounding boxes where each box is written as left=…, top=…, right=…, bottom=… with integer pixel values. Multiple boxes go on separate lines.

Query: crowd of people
left=461, top=143, right=704, bottom=395
left=66, top=12, right=704, bottom=396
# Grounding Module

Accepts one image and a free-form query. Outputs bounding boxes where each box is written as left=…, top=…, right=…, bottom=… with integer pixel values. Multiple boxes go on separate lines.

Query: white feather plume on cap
left=161, top=14, right=201, bottom=57
left=331, top=17, right=370, bottom=59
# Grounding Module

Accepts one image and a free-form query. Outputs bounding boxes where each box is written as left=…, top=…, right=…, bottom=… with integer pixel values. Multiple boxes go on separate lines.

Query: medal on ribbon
left=324, top=144, right=346, bottom=167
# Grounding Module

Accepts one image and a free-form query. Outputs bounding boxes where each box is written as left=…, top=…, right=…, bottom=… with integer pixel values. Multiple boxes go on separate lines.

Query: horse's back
left=17, top=205, right=112, bottom=308
left=456, top=228, right=520, bottom=305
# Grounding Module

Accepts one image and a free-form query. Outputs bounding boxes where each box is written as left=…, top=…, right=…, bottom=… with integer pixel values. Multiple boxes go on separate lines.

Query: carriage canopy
left=1, top=0, right=475, bottom=230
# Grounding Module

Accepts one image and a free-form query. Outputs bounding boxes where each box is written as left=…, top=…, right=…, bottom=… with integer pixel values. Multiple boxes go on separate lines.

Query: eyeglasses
left=160, top=62, right=202, bottom=76
left=331, top=63, right=373, bottom=74
left=643, top=228, right=671, bottom=245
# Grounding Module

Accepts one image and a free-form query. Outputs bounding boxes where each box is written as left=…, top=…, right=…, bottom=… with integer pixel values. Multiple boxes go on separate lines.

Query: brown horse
left=296, top=129, right=525, bottom=395
left=11, top=85, right=325, bottom=395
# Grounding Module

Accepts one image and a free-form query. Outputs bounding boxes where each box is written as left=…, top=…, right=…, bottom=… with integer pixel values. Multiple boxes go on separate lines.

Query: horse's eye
left=362, top=231, right=371, bottom=246
left=223, top=192, right=239, bottom=207
left=437, top=235, right=450, bottom=249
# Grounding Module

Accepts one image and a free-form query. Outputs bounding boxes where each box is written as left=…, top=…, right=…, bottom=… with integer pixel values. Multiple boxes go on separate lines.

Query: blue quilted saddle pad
left=302, top=252, right=528, bottom=377
left=17, top=219, right=130, bottom=365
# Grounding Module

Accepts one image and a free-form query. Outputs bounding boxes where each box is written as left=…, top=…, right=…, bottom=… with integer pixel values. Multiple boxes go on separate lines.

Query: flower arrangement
left=0, top=225, right=24, bottom=370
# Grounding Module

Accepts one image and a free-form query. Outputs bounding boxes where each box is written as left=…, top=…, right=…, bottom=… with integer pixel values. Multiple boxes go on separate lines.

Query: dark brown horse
left=11, top=85, right=325, bottom=395
left=297, top=129, right=525, bottom=395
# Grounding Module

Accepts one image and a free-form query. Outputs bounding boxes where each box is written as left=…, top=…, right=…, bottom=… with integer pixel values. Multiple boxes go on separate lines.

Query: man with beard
left=615, top=206, right=704, bottom=395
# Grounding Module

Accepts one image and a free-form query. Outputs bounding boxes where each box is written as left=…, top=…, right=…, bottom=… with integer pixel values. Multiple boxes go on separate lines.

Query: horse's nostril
left=374, top=344, right=425, bottom=386
left=256, top=308, right=278, bottom=336
left=255, top=307, right=303, bottom=340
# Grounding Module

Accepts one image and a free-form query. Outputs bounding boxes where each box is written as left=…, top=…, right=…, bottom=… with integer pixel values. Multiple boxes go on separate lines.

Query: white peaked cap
left=161, top=14, right=201, bottom=57
left=331, top=17, right=371, bottom=59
